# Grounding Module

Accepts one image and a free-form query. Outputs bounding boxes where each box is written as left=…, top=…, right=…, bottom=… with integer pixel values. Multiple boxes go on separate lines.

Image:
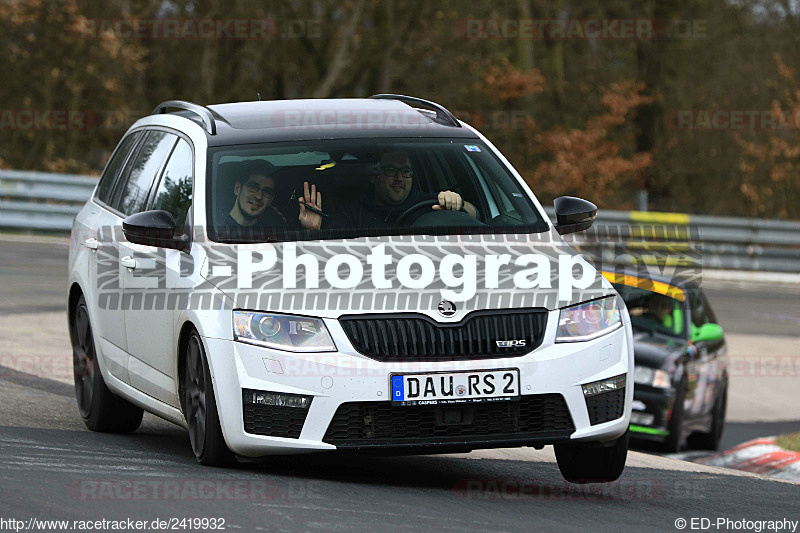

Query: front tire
left=554, top=430, right=629, bottom=484
left=71, top=295, right=143, bottom=433
left=687, top=383, right=727, bottom=451
left=184, top=331, right=236, bottom=467
left=658, top=378, right=687, bottom=453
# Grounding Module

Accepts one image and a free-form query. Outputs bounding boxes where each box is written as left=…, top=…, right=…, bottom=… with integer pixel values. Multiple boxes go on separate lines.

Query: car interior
left=207, top=142, right=547, bottom=242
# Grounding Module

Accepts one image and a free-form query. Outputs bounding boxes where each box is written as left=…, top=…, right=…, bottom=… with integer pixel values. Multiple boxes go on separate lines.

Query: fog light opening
left=581, top=374, right=626, bottom=397
left=243, top=389, right=312, bottom=409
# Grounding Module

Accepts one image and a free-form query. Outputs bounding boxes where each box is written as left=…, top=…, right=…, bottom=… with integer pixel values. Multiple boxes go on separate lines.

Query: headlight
left=633, top=366, right=671, bottom=388
left=233, top=311, right=336, bottom=352
left=555, top=296, right=622, bottom=342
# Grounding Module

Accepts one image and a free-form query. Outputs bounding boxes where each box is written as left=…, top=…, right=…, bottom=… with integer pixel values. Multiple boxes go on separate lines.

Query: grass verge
left=775, top=432, right=800, bottom=452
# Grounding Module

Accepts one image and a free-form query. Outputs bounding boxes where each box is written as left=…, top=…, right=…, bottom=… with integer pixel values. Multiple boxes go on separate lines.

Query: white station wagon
left=68, top=96, right=633, bottom=483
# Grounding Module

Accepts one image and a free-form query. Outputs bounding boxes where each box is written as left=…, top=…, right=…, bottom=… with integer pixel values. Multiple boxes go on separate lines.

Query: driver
left=297, top=151, right=477, bottom=230
left=642, top=294, right=684, bottom=335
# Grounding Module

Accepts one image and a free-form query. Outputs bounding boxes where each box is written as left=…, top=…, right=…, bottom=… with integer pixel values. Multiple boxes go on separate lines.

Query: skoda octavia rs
left=68, top=95, right=634, bottom=483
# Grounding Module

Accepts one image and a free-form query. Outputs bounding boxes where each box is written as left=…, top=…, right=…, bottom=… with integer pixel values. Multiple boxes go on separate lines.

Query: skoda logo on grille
left=437, top=300, right=456, bottom=317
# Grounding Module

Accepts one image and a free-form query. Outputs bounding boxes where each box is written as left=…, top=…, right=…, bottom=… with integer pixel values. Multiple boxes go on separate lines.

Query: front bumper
left=629, top=385, right=676, bottom=441
left=202, top=320, right=632, bottom=457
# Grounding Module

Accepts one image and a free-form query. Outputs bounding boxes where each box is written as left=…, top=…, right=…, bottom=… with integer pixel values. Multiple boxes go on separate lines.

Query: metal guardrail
left=0, top=170, right=97, bottom=231
left=544, top=208, right=800, bottom=273
left=1, top=170, right=798, bottom=272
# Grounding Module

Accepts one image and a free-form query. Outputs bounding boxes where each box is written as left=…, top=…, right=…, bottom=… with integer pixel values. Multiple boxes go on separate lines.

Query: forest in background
left=2, top=0, right=800, bottom=218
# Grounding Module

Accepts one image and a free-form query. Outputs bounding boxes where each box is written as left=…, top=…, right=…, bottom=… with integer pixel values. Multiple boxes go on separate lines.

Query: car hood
left=198, top=232, right=615, bottom=319
left=631, top=330, right=687, bottom=368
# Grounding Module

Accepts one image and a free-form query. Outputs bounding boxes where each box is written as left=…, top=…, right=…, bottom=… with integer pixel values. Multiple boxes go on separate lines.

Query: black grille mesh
left=243, top=403, right=309, bottom=438
left=586, top=388, right=626, bottom=426
left=338, top=309, right=547, bottom=361
left=323, top=394, right=574, bottom=446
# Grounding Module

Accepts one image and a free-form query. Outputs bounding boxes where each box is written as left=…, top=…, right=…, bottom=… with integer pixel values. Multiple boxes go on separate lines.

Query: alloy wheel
left=73, top=303, right=95, bottom=419
left=186, top=335, right=207, bottom=458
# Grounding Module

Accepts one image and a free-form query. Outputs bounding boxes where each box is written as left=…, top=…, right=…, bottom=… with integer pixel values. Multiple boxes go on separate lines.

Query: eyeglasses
left=382, top=166, right=414, bottom=179
left=244, top=182, right=275, bottom=197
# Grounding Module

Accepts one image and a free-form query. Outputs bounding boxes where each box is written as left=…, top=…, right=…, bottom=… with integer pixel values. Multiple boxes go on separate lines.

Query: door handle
left=83, top=238, right=99, bottom=250
left=120, top=255, right=137, bottom=269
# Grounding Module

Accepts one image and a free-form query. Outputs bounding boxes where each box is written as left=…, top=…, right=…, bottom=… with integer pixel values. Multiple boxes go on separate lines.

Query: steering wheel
left=394, top=199, right=468, bottom=226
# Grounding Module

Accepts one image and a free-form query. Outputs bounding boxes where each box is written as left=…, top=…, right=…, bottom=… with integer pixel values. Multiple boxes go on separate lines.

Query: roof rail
left=151, top=100, right=216, bottom=135
left=369, top=94, right=461, bottom=128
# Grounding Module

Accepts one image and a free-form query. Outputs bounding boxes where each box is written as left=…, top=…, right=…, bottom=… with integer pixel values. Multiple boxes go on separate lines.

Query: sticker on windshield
left=464, top=145, right=481, bottom=152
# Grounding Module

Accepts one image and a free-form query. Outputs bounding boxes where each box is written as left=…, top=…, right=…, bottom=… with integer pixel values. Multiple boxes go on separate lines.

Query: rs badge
left=496, top=340, right=527, bottom=348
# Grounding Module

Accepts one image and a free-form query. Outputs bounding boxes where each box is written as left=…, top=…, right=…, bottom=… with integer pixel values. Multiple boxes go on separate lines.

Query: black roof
left=161, top=98, right=480, bottom=146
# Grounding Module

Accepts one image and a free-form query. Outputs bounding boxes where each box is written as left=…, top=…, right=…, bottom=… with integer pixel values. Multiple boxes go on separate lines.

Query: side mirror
left=553, top=196, right=597, bottom=235
left=692, top=323, right=724, bottom=343
left=122, top=210, right=188, bottom=251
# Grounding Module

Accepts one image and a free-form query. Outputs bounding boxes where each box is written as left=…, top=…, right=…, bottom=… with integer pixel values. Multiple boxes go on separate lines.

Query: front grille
left=338, top=309, right=547, bottom=362
left=586, top=388, right=626, bottom=425
left=243, top=403, right=309, bottom=438
left=323, top=394, right=574, bottom=447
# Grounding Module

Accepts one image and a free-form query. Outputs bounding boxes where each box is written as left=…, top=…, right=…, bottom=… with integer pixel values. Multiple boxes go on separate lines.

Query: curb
left=695, top=437, right=800, bottom=483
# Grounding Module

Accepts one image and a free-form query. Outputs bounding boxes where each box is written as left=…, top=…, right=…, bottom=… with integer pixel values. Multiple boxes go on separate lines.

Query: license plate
left=390, top=369, right=520, bottom=406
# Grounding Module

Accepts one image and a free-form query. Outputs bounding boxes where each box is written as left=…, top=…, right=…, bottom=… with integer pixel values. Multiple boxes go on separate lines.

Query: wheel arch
left=67, top=282, right=85, bottom=345
left=176, top=320, right=198, bottom=415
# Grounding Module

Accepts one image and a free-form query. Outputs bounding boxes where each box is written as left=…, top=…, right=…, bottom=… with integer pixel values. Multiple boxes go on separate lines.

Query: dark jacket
left=327, top=189, right=438, bottom=229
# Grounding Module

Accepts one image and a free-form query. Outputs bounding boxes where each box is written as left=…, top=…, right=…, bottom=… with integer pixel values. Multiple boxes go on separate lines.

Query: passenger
left=221, top=161, right=288, bottom=228
left=296, top=151, right=477, bottom=230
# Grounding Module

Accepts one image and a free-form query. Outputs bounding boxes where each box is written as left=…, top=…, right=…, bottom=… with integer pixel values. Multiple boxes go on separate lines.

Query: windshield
left=206, top=138, right=548, bottom=243
left=612, top=283, right=688, bottom=339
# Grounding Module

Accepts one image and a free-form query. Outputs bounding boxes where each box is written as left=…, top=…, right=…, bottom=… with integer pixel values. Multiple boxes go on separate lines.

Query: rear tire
left=71, top=295, right=143, bottom=433
left=687, top=383, right=727, bottom=451
left=555, top=430, right=629, bottom=484
left=184, top=331, right=236, bottom=467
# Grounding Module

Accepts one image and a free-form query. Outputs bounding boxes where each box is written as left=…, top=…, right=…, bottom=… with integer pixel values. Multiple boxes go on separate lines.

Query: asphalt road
left=702, top=285, right=800, bottom=337
left=0, top=236, right=798, bottom=531
left=1, top=367, right=797, bottom=532
left=0, top=237, right=70, bottom=314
